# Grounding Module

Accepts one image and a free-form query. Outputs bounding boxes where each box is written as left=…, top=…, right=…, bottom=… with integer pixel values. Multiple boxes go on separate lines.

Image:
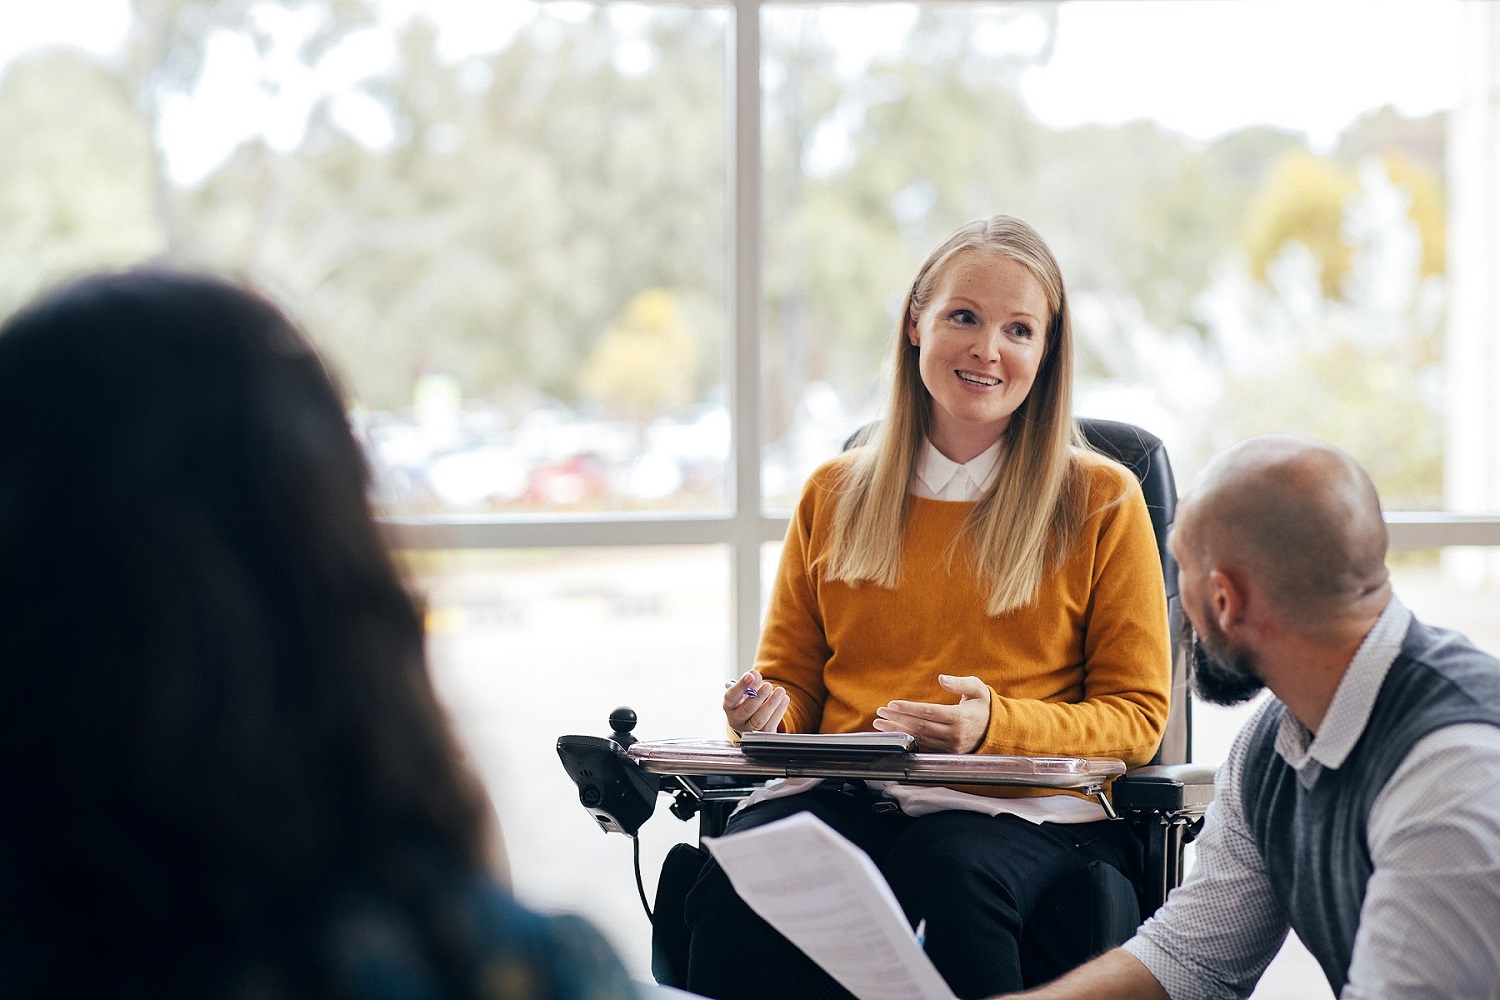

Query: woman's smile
left=955, top=369, right=1002, bottom=389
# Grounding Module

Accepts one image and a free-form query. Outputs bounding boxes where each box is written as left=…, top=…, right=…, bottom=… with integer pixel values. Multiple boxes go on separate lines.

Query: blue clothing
left=325, top=872, right=638, bottom=1000
left=1, top=833, right=636, bottom=1000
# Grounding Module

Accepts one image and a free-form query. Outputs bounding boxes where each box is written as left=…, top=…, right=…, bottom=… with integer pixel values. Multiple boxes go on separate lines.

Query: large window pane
left=415, top=546, right=729, bottom=977
left=0, top=1, right=730, bottom=514
left=760, top=0, right=1461, bottom=511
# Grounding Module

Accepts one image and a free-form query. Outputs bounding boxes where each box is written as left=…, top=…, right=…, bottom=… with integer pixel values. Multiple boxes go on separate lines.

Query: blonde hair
left=827, top=215, right=1089, bottom=614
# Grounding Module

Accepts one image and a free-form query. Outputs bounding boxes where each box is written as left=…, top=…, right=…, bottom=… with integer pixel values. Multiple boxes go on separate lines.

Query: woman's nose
left=970, top=325, right=1003, bottom=360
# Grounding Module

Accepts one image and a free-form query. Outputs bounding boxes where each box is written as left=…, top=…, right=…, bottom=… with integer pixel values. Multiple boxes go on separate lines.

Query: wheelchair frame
left=556, top=418, right=1217, bottom=982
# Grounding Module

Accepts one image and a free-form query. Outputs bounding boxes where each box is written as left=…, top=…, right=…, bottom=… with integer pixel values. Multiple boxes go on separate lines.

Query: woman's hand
left=872, top=674, right=991, bottom=753
left=724, top=669, right=790, bottom=734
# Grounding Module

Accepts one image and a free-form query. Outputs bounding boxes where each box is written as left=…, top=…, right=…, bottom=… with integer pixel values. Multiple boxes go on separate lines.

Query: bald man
left=1000, top=436, right=1500, bottom=1000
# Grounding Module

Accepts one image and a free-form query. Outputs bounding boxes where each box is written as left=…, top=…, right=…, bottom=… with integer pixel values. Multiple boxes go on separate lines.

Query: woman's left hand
left=872, top=674, right=991, bottom=754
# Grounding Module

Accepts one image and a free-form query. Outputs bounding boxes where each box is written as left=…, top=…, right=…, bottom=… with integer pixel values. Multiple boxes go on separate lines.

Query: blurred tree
left=0, top=50, right=161, bottom=319
left=761, top=12, right=849, bottom=441
left=172, top=6, right=727, bottom=410
left=1208, top=150, right=1447, bottom=509
left=1236, top=147, right=1443, bottom=290
left=1126, top=126, right=1304, bottom=335
left=0, top=1, right=1451, bottom=513
left=1383, top=152, right=1445, bottom=279
left=580, top=288, right=701, bottom=419
left=122, top=0, right=378, bottom=250
left=1335, top=105, right=1445, bottom=182
left=761, top=6, right=1060, bottom=437
left=1241, top=151, right=1356, bottom=299
left=1210, top=333, right=1442, bottom=510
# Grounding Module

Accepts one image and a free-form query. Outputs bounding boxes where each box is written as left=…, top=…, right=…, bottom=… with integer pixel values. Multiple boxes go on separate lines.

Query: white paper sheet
left=703, top=812, right=957, bottom=1000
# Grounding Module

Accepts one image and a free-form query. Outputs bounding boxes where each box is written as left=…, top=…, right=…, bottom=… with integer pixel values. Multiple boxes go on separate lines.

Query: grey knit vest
left=1240, top=616, right=1500, bottom=995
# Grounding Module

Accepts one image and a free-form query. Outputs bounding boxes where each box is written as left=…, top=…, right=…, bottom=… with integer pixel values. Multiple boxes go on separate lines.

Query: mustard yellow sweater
left=756, top=449, right=1171, bottom=793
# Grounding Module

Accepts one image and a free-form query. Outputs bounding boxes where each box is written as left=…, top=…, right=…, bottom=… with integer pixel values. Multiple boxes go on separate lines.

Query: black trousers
left=683, top=781, right=1140, bottom=1000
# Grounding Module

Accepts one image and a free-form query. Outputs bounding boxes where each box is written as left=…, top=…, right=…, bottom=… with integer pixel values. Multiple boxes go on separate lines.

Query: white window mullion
left=731, top=0, right=766, bottom=679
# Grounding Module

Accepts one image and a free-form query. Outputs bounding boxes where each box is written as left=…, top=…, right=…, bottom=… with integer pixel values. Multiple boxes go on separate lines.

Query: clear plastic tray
left=626, top=738, right=1126, bottom=790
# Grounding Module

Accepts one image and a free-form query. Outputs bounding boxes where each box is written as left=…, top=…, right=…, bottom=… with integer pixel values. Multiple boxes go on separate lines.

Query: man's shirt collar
left=1274, top=595, right=1412, bottom=788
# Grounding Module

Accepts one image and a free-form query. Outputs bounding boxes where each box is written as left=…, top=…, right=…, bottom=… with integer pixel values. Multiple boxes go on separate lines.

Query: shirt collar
left=916, top=438, right=1003, bottom=500
left=1274, top=595, right=1412, bottom=787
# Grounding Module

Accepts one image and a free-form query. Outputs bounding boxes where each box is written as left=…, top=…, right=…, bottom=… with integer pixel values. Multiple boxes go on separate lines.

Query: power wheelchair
left=558, top=418, right=1215, bottom=992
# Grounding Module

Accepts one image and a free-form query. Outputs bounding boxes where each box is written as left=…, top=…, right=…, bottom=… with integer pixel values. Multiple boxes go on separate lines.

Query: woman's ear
left=907, top=315, right=920, bottom=347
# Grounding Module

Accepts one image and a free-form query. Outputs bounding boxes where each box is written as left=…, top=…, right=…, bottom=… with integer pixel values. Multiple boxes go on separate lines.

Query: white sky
left=1021, top=1, right=1464, bottom=147
left=0, top=0, right=1468, bottom=184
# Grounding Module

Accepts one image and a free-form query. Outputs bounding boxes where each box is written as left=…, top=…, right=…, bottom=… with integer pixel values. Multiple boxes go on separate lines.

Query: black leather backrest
left=842, top=418, right=1191, bottom=765
left=1076, top=418, right=1177, bottom=604
left=1077, top=418, right=1188, bottom=765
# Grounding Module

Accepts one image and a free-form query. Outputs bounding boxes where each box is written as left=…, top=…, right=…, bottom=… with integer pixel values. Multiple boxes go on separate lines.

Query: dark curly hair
left=0, top=270, right=494, bottom=995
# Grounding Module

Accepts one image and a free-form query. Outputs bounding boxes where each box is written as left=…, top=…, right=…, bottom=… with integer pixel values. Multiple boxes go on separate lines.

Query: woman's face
left=908, top=251, right=1050, bottom=464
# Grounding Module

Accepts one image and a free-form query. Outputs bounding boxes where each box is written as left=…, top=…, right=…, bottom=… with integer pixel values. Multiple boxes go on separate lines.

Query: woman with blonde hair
left=685, top=215, right=1172, bottom=999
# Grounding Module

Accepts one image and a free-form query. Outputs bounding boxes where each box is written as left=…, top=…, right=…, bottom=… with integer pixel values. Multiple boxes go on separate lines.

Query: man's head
left=1170, top=436, right=1391, bottom=706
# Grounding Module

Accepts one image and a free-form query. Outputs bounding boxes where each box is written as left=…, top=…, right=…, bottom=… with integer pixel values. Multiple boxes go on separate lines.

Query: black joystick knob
left=609, top=706, right=638, bottom=748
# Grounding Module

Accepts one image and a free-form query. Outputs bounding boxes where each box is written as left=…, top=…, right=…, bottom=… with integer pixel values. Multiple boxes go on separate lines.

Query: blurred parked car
left=525, top=452, right=611, bottom=506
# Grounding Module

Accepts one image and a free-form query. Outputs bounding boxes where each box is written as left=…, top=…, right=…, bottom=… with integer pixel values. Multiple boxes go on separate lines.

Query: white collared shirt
left=1124, top=596, right=1500, bottom=999
left=911, top=438, right=1002, bottom=500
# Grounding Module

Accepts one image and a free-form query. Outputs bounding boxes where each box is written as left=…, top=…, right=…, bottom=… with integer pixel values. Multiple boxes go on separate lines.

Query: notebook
left=738, top=730, right=915, bottom=757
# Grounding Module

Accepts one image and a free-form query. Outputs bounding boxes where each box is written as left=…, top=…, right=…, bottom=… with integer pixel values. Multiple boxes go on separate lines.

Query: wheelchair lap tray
left=738, top=730, right=915, bottom=758
left=625, top=737, right=1126, bottom=791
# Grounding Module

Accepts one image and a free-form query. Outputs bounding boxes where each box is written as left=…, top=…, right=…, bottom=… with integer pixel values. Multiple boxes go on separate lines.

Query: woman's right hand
left=723, top=669, right=790, bottom=734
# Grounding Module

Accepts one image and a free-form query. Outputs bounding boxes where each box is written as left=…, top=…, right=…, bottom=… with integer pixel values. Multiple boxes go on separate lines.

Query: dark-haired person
left=1002, top=436, right=1500, bottom=1000
left=0, top=271, right=637, bottom=999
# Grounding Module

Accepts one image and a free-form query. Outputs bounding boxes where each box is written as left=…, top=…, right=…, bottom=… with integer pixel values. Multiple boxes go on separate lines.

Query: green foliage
left=1210, top=334, right=1443, bottom=510
left=0, top=3, right=1450, bottom=509
left=168, top=6, right=727, bottom=409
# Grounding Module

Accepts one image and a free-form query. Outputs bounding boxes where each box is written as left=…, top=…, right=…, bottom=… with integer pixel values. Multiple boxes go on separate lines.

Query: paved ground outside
left=419, top=546, right=1499, bottom=995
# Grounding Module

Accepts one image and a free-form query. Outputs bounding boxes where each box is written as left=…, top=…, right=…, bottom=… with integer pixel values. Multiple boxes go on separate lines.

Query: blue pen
left=724, top=680, right=757, bottom=698
left=915, top=918, right=926, bottom=950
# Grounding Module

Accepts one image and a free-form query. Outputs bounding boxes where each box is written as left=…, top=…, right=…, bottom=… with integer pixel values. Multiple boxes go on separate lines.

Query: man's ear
left=1206, top=567, right=1248, bottom=638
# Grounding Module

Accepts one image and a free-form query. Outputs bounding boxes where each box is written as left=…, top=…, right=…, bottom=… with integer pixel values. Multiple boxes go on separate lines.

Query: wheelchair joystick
left=555, top=708, right=659, bottom=837
left=609, top=706, right=639, bottom=748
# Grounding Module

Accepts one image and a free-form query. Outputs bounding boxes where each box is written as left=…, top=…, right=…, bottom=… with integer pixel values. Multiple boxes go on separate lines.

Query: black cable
left=632, top=835, right=653, bottom=921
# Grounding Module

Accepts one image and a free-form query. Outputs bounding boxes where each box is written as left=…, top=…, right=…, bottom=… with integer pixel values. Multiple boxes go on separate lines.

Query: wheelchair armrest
left=1113, top=763, right=1216, bottom=815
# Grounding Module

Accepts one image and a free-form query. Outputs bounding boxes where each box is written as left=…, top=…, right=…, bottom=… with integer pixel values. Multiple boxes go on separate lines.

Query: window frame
left=383, top=0, right=1500, bottom=680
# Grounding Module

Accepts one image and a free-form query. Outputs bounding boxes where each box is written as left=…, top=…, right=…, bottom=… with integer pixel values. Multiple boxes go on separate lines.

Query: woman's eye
left=1010, top=324, right=1033, bottom=339
left=949, top=309, right=977, bottom=325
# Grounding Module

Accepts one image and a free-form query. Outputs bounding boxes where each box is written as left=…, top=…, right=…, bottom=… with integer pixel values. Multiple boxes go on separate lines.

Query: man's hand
left=872, top=674, right=991, bottom=753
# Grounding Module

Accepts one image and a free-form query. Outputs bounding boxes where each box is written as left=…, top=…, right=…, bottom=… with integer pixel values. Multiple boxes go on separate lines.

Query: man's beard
left=1184, top=608, right=1265, bottom=706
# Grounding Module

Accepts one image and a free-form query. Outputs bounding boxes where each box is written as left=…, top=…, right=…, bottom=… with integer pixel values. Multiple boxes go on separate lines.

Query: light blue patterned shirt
left=1124, top=597, right=1500, bottom=999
